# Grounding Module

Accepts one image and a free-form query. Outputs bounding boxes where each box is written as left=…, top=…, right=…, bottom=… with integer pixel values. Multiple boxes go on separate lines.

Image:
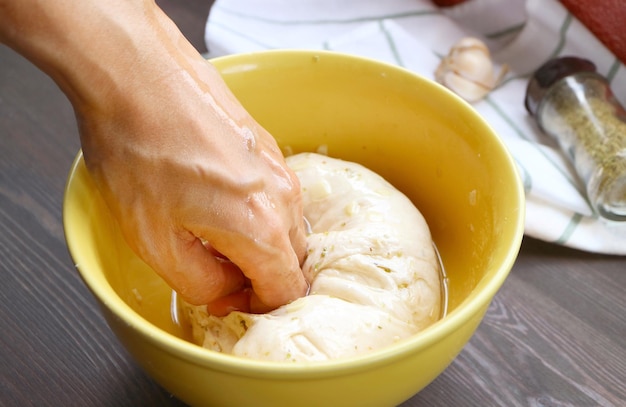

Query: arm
left=0, top=0, right=308, bottom=313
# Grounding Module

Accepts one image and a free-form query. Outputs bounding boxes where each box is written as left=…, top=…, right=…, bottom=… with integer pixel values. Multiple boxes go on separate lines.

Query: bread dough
left=182, top=152, right=441, bottom=362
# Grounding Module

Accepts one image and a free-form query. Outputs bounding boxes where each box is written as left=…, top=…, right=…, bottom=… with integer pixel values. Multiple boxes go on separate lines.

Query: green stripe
left=484, top=12, right=599, bottom=244
left=499, top=13, right=574, bottom=87
left=606, top=58, right=621, bottom=83
left=433, top=50, right=446, bottom=60
left=547, top=13, right=573, bottom=60
left=553, top=212, right=583, bottom=245
left=481, top=9, right=596, bottom=212
left=485, top=23, right=525, bottom=40
left=514, top=157, right=532, bottom=193
left=379, top=21, right=404, bottom=67
left=216, top=6, right=441, bottom=26
left=484, top=98, right=587, bottom=197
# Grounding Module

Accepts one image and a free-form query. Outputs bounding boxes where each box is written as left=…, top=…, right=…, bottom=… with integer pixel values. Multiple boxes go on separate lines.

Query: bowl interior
left=64, top=50, right=524, bottom=368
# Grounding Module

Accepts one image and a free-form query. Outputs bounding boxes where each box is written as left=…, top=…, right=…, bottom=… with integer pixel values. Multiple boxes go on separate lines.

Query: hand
left=82, top=69, right=308, bottom=313
left=77, top=22, right=309, bottom=314
left=0, top=0, right=309, bottom=314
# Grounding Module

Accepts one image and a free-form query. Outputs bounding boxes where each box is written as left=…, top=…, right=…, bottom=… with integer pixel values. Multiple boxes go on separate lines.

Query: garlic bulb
left=435, top=37, right=508, bottom=103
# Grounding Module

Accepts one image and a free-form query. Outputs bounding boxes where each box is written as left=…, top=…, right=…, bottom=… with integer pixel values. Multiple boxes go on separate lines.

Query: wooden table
left=1, top=2, right=624, bottom=406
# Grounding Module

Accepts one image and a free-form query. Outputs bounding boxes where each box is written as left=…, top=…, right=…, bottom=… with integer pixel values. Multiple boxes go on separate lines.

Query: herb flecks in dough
left=182, top=153, right=442, bottom=362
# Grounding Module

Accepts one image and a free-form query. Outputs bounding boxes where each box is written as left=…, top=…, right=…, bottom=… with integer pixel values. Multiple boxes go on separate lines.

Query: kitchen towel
left=204, top=0, right=626, bottom=255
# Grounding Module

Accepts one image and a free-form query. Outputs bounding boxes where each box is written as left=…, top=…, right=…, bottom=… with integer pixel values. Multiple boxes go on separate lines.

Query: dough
left=182, top=152, right=441, bottom=362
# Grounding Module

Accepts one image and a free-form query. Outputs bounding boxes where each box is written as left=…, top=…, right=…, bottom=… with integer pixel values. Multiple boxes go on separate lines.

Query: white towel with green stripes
left=204, top=0, right=626, bottom=255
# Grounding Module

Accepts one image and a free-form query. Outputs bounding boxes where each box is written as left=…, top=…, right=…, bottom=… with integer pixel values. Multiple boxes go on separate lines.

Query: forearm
left=0, top=0, right=246, bottom=162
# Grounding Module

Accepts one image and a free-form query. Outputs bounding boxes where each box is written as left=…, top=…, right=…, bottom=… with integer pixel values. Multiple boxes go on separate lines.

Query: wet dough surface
left=183, top=152, right=441, bottom=362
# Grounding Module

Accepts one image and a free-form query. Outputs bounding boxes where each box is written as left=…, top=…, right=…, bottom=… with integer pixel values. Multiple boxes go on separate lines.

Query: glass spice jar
left=525, top=56, right=626, bottom=221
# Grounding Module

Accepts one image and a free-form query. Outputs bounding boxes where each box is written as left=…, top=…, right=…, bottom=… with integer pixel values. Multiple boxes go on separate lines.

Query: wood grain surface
left=1, top=1, right=624, bottom=406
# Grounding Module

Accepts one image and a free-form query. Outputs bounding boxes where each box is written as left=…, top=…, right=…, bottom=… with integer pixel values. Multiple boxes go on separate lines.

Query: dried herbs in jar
left=525, top=56, right=626, bottom=221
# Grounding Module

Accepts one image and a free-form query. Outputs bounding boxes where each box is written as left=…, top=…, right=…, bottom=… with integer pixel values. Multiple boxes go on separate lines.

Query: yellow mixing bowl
left=63, top=50, right=524, bottom=407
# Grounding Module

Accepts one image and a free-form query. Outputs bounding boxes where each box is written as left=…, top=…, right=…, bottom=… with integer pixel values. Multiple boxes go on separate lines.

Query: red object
left=430, top=0, right=467, bottom=6
left=430, top=0, right=626, bottom=65
left=559, top=0, right=626, bottom=65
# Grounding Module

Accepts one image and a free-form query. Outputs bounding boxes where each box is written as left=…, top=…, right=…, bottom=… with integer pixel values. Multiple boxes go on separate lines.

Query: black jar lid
left=525, top=56, right=598, bottom=116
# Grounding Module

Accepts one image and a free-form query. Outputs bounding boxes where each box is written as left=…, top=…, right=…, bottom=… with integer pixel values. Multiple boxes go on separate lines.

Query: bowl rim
left=63, top=49, right=525, bottom=379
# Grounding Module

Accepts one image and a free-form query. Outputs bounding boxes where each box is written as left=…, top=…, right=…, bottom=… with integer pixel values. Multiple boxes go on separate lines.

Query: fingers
left=206, top=288, right=253, bottom=316
left=291, top=216, right=310, bottom=280
left=250, top=252, right=307, bottom=310
left=241, top=163, right=310, bottom=308
left=121, top=194, right=308, bottom=311
left=249, top=290, right=280, bottom=314
left=159, top=235, right=246, bottom=306
left=219, top=215, right=309, bottom=310
left=203, top=221, right=308, bottom=315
